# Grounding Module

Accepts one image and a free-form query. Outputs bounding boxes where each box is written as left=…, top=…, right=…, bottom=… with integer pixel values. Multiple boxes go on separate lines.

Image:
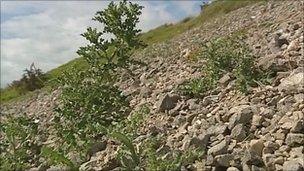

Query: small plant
left=113, top=104, right=150, bottom=139
left=112, top=132, right=141, bottom=171
left=179, top=34, right=264, bottom=96
left=114, top=134, right=204, bottom=171
left=0, top=115, right=41, bottom=171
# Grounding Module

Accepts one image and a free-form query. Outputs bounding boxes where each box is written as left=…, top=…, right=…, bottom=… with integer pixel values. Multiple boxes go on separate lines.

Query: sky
left=1, top=1, right=206, bottom=88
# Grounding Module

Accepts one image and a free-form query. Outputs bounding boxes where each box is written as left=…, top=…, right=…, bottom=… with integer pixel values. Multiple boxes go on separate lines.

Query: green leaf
left=111, top=132, right=139, bottom=165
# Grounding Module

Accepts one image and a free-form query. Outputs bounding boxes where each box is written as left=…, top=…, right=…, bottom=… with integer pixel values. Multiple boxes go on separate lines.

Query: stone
left=158, top=94, right=180, bottom=112
left=140, top=87, right=152, bottom=98
left=207, top=124, right=229, bottom=136
left=208, top=138, right=229, bottom=156
left=251, top=165, right=266, bottom=171
left=278, top=67, right=304, bottom=92
left=257, top=54, right=278, bottom=70
left=242, top=150, right=264, bottom=167
left=227, top=167, right=240, bottom=171
left=189, top=133, right=210, bottom=150
left=289, top=146, right=304, bottom=158
left=274, top=34, right=289, bottom=48
left=206, top=154, right=215, bottom=166
left=231, top=124, right=247, bottom=142
left=291, top=120, right=304, bottom=133
left=228, top=105, right=253, bottom=129
left=252, top=115, right=262, bottom=127
left=80, top=149, right=118, bottom=171
left=215, top=154, right=234, bottom=167
left=87, top=140, right=107, bottom=158
left=249, top=139, right=264, bottom=156
left=219, top=73, right=231, bottom=85
left=46, top=166, right=70, bottom=171
left=285, top=133, right=304, bottom=146
left=187, top=98, right=199, bottom=110
left=263, top=141, right=279, bottom=154
left=274, top=156, right=284, bottom=165
left=282, top=160, right=304, bottom=171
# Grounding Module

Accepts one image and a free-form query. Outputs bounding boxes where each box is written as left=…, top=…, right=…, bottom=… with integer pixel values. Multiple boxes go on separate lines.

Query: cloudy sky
left=1, top=1, right=205, bottom=88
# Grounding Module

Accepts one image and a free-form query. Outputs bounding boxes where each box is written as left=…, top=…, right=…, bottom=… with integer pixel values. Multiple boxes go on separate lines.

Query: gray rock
left=158, top=94, right=180, bottom=112
left=251, top=165, right=266, bottom=171
left=282, top=160, right=304, bottom=171
left=215, top=154, right=234, bottom=167
left=28, top=168, right=39, bottom=171
left=231, top=124, right=247, bottom=142
left=291, top=120, right=304, bottom=133
left=189, top=132, right=210, bottom=151
left=46, top=166, right=70, bottom=171
left=228, top=105, right=253, bottom=129
left=242, top=150, right=264, bottom=167
left=187, top=98, right=199, bottom=110
left=207, top=124, right=229, bottom=135
left=208, top=138, right=229, bottom=156
left=278, top=67, right=304, bottom=92
left=274, top=33, right=289, bottom=48
left=218, top=73, right=231, bottom=85
left=289, top=146, right=304, bottom=158
left=140, top=87, right=152, bottom=98
left=257, top=54, right=278, bottom=71
left=285, top=133, right=304, bottom=146
left=249, top=139, right=264, bottom=156
left=227, top=167, right=240, bottom=171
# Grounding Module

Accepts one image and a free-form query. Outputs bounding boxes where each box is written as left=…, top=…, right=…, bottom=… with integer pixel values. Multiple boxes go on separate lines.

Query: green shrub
left=179, top=34, right=263, bottom=96
left=51, top=0, right=145, bottom=165
left=0, top=115, right=41, bottom=171
left=10, top=63, right=46, bottom=92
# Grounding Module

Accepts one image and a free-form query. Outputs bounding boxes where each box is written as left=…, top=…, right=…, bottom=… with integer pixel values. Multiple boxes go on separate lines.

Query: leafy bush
left=51, top=0, right=145, bottom=165
left=10, top=63, right=46, bottom=92
left=179, top=34, right=262, bottom=96
left=0, top=115, right=41, bottom=171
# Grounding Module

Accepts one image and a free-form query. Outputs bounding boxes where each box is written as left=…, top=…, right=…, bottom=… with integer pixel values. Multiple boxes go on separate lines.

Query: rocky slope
left=1, top=1, right=303, bottom=171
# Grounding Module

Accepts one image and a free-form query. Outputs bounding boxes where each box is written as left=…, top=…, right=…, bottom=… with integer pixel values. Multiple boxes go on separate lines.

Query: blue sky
left=1, top=1, right=206, bottom=87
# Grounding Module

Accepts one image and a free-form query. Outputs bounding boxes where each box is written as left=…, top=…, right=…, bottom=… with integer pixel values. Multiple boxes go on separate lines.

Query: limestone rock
left=249, top=139, right=264, bottom=156
left=282, top=160, right=304, bottom=171
left=208, top=138, right=229, bottom=156
left=231, top=124, right=247, bottom=142
left=285, top=133, right=304, bottom=146
left=158, top=94, right=181, bottom=112
left=278, top=67, right=304, bottom=92
left=215, top=154, right=234, bottom=167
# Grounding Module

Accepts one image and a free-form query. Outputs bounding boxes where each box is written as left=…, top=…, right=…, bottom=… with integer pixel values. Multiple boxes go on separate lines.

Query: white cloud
left=1, top=1, right=201, bottom=87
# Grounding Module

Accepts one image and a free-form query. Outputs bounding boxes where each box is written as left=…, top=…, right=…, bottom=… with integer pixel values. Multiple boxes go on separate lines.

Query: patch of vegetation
left=112, top=104, right=150, bottom=139
left=48, top=0, right=145, bottom=166
left=0, top=115, right=41, bottom=171
left=114, top=134, right=204, bottom=171
left=140, top=0, right=259, bottom=45
left=179, top=34, right=267, bottom=97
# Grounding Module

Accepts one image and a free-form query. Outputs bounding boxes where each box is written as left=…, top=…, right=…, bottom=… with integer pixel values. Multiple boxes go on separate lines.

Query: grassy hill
left=0, top=0, right=258, bottom=103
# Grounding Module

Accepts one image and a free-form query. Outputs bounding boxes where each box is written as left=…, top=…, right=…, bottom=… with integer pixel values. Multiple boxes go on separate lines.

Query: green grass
left=0, top=0, right=260, bottom=104
left=140, top=0, right=258, bottom=44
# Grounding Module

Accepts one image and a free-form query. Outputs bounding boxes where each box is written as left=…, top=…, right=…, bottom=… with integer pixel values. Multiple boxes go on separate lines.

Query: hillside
left=0, top=0, right=255, bottom=103
left=1, top=1, right=303, bottom=171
